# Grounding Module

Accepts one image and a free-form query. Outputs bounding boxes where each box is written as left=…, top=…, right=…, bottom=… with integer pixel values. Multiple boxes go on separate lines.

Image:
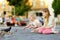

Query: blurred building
left=28, top=0, right=48, bottom=10
left=0, top=0, right=12, bottom=17
left=27, top=0, right=48, bottom=16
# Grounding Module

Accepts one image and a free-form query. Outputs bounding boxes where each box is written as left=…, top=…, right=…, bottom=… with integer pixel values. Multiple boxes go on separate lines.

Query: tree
left=52, top=0, right=60, bottom=17
left=7, top=0, right=31, bottom=16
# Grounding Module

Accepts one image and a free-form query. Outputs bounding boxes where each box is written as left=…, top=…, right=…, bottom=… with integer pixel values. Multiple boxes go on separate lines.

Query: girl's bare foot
left=54, top=31, right=59, bottom=34
left=51, top=31, right=59, bottom=34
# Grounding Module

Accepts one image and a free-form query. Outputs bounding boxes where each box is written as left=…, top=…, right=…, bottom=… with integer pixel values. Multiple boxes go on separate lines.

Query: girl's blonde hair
left=43, top=8, right=50, bottom=26
left=43, top=8, right=50, bottom=17
left=28, top=14, right=36, bottom=21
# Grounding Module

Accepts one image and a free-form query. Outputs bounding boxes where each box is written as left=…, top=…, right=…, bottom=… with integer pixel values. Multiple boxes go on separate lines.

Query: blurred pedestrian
left=15, top=16, right=21, bottom=26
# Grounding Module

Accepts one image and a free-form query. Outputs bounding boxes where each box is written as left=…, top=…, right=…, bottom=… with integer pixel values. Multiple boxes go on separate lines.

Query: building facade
left=0, top=0, right=12, bottom=17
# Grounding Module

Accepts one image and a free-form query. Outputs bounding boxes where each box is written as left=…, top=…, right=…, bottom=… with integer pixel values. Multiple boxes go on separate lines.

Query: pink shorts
left=38, top=27, right=52, bottom=34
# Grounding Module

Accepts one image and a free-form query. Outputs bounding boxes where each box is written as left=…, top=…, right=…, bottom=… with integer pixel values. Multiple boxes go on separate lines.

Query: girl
left=24, top=14, right=42, bottom=31
left=33, top=8, right=59, bottom=34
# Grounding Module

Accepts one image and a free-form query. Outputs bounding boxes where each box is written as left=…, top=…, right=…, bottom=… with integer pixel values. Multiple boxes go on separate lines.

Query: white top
left=48, top=16, right=56, bottom=31
left=29, top=19, right=42, bottom=27
left=48, top=16, right=54, bottom=26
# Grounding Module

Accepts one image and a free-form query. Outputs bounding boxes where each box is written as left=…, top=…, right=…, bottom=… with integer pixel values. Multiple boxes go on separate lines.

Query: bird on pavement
left=1, top=27, right=11, bottom=32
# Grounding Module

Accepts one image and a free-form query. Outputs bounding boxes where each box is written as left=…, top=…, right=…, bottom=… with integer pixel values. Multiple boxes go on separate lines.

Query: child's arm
left=23, top=23, right=32, bottom=30
left=46, top=19, right=55, bottom=28
left=49, top=19, right=55, bottom=28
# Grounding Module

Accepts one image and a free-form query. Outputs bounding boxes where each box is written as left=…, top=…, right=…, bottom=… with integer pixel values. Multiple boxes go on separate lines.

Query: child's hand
left=23, top=27, right=26, bottom=30
left=23, top=26, right=29, bottom=30
left=23, top=24, right=32, bottom=30
left=23, top=26, right=27, bottom=30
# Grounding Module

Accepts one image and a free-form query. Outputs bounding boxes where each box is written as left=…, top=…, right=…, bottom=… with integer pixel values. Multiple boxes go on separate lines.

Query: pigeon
left=1, top=27, right=11, bottom=32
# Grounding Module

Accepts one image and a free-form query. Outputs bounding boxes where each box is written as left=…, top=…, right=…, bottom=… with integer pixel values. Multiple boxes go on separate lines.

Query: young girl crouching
left=32, top=9, right=59, bottom=34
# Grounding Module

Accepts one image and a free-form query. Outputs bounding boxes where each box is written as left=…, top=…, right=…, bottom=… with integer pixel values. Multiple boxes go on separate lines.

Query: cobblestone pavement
left=0, top=25, right=60, bottom=40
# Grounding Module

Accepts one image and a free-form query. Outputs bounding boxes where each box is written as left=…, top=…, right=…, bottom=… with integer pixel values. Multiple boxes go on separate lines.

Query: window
left=36, top=12, right=43, bottom=16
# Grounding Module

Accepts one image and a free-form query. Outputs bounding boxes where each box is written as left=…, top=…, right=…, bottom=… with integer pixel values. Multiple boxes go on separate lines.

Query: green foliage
left=7, top=0, right=22, bottom=6
left=7, top=0, right=31, bottom=16
left=52, top=0, right=60, bottom=17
